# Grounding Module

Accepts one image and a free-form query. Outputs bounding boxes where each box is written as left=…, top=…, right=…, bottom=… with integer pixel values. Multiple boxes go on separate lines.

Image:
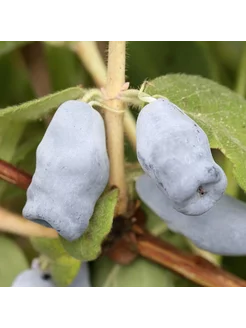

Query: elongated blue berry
left=23, top=100, right=109, bottom=241
left=136, top=174, right=246, bottom=255
left=136, top=98, right=227, bottom=215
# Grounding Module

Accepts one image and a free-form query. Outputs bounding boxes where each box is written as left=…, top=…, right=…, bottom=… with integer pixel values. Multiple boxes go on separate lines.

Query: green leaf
left=13, top=121, right=46, bottom=173
left=13, top=133, right=42, bottom=165
left=0, top=86, right=85, bottom=121
left=60, top=189, right=119, bottom=261
left=91, top=256, right=174, bottom=287
left=0, top=120, right=26, bottom=198
left=145, top=74, right=246, bottom=193
left=0, top=41, right=31, bottom=56
left=30, top=237, right=67, bottom=260
left=50, top=256, right=81, bottom=287
left=0, top=122, right=27, bottom=162
left=0, top=235, right=29, bottom=287
left=0, top=122, right=45, bottom=209
left=30, top=237, right=81, bottom=286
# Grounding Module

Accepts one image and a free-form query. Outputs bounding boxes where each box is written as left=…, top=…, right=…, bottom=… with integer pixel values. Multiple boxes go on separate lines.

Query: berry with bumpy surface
left=22, top=100, right=109, bottom=241
left=136, top=98, right=227, bottom=216
left=136, top=174, right=246, bottom=256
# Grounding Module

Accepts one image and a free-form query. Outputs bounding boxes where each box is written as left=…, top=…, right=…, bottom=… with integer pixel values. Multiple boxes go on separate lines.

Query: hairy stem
left=104, top=41, right=128, bottom=214
left=74, top=41, right=136, bottom=150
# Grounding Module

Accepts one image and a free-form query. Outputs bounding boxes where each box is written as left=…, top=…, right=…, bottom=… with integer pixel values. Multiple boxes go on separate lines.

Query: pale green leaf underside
left=145, top=74, right=246, bottom=192
left=92, top=256, right=174, bottom=287
left=60, top=189, right=119, bottom=261
left=0, top=86, right=85, bottom=121
left=0, top=236, right=29, bottom=287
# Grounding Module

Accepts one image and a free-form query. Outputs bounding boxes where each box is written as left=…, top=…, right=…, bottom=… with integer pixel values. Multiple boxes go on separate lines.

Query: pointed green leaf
left=60, top=189, right=119, bottom=261
left=0, top=236, right=29, bottom=287
left=0, top=87, right=85, bottom=121
left=92, top=256, right=174, bottom=287
left=145, top=74, right=246, bottom=193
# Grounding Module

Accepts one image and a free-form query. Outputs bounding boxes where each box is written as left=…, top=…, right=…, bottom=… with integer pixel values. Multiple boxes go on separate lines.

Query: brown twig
left=133, top=225, right=246, bottom=287
left=1, top=160, right=246, bottom=287
left=0, top=159, right=32, bottom=190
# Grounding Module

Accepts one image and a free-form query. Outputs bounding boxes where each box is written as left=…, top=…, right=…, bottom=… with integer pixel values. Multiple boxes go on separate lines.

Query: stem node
left=104, top=42, right=128, bottom=215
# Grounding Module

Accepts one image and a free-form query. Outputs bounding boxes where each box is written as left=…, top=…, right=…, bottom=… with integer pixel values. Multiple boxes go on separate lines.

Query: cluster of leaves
left=1, top=41, right=246, bottom=286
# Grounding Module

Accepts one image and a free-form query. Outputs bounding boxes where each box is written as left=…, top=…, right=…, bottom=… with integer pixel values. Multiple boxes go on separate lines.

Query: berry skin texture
left=136, top=174, right=246, bottom=256
left=11, top=269, right=55, bottom=287
left=136, top=98, right=227, bottom=216
left=22, top=100, right=109, bottom=241
left=12, top=262, right=91, bottom=287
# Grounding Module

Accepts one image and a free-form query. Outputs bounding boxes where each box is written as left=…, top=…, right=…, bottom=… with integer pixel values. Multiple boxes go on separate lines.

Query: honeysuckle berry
left=136, top=174, right=246, bottom=256
left=23, top=100, right=109, bottom=241
left=136, top=98, right=227, bottom=216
